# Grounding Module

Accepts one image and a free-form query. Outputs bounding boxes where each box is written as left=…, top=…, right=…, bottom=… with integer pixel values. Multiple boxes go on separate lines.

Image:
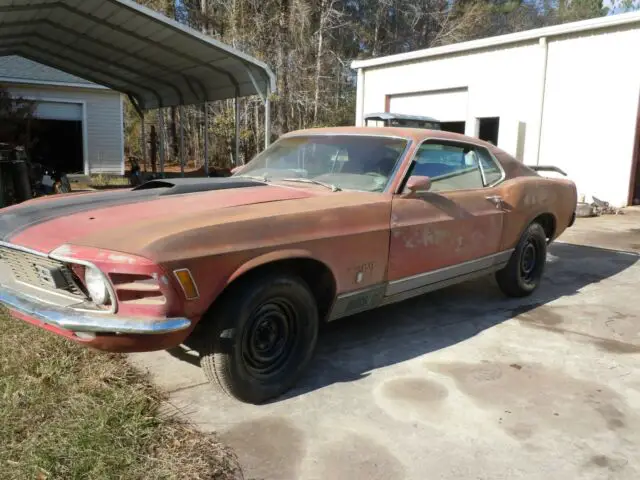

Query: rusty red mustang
left=0, top=127, right=577, bottom=403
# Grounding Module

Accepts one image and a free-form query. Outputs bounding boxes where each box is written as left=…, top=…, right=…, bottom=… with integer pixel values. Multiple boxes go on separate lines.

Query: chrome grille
left=0, top=246, right=87, bottom=299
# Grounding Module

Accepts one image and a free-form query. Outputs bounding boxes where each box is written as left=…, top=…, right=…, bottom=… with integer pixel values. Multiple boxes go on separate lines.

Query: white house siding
left=355, top=14, right=640, bottom=207
left=2, top=83, right=124, bottom=175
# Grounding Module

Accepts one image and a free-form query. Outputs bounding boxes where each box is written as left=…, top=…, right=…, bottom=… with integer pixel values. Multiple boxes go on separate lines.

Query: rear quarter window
left=477, top=148, right=504, bottom=185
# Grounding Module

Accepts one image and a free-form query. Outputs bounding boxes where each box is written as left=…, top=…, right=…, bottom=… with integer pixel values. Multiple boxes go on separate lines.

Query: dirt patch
left=381, top=377, right=449, bottom=404
left=375, top=376, right=449, bottom=422
left=315, top=432, right=405, bottom=480
left=514, top=306, right=640, bottom=354
left=512, top=304, right=564, bottom=326
left=429, top=361, right=636, bottom=442
left=219, top=416, right=306, bottom=480
left=586, top=454, right=629, bottom=472
left=561, top=220, right=640, bottom=253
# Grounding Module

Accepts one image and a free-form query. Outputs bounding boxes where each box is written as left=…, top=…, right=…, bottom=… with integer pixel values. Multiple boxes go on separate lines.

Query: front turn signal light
left=173, top=269, right=199, bottom=300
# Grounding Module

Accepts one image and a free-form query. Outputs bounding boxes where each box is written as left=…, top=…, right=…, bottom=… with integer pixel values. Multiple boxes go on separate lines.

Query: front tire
left=200, top=273, right=319, bottom=404
left=496, top=222, right=547, bottom=297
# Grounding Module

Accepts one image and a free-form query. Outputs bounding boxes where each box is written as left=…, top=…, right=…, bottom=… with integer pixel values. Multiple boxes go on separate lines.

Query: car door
left=386, top=139, right=506, bottom=297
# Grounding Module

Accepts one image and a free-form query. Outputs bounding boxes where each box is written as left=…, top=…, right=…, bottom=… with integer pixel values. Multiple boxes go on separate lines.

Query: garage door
left=34, top=101, right=83, bottom=121
left=388, top=88, right=468, bottom=122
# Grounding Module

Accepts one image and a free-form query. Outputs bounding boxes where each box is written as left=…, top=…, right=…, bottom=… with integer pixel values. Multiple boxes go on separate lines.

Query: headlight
left=85, top=267, right=109, bottom=305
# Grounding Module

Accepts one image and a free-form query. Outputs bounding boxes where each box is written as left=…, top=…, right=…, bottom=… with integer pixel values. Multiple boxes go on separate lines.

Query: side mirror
left=404, top=175, right=431, bottom=194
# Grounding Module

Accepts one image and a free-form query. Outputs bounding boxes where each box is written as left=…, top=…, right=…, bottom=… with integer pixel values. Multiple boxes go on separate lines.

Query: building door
left=35, top=101, right=83, bottom=122
left=387, top=88, right=468, bottom=124
left=478, top=117, right=500, bottom=145
left=440, top=121, right=466, bottom=134
left=31, top=101, right=84, bottom=174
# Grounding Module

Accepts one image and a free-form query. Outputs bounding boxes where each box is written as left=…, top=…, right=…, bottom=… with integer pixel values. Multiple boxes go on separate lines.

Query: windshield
left=233, top=135, right=409, bottom=192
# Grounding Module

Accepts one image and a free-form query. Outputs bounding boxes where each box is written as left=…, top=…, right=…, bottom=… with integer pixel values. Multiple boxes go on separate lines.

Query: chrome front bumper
left=0, top=284, right=191, bottom=335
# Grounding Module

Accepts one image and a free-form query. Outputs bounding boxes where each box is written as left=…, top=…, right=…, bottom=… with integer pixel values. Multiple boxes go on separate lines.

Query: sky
left=603, top=0, right=640, bottom=14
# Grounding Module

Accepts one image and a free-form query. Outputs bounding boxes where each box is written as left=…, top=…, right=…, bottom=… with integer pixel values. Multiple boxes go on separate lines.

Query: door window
left=412, top=142, right=484, bottom=192
left=410, top=141, right=504, bottom=192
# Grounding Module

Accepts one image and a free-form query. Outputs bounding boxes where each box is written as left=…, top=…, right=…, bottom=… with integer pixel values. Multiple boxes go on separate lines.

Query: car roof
left=282, top=126, right=494, bottom=148
left=363, top=112, right=440, bottom=123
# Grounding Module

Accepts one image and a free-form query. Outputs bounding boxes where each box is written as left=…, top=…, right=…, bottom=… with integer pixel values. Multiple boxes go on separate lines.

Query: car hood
left=0, top=178, right=323, bottom=254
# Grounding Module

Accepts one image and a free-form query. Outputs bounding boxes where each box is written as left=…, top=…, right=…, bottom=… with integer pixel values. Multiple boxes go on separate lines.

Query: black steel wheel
left=200, top=273, right=318, bottom=404
left=496, top=222, right=547, bottom=297
left=520, top=239, right=538, bottom=284
left=241, top=298, right=299, bottom=378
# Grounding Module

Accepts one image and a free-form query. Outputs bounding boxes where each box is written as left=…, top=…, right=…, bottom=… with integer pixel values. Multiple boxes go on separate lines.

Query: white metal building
left=0, top=55, right=124, bottom=175
left=353, top=12, right=640, bottom=207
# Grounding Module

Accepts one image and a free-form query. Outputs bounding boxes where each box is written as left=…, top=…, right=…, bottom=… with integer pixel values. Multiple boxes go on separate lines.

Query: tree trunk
left=276, top=0, right=290, bottom=135
left=313, top=0, right=329, bottom=124
left=201, top=0, right=208, bottom=34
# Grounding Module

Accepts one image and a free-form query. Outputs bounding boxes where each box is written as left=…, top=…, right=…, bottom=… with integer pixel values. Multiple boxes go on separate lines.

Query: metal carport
left=0, top=0, right=276, bottom=175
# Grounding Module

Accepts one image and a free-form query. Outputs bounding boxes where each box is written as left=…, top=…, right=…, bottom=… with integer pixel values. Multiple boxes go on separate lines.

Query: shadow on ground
left=171, top=242, right=638, bottom=403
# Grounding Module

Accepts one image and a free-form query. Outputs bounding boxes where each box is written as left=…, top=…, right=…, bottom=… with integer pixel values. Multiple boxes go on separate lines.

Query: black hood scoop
left=0, top=177, right=267, bottom=241
left=132, top=177, right=267, bottom=195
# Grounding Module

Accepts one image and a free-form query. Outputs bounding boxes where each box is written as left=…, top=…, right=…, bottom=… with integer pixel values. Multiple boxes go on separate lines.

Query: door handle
left=485, top=195, right=503, bottom=208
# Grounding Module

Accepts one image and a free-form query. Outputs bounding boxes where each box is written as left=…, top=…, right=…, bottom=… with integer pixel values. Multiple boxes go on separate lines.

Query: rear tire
left=200, top=273, right=319, bottom=404
left=496, top=222, right=547, bottom=297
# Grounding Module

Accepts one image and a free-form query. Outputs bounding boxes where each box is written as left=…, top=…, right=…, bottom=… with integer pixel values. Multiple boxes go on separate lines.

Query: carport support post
left=158, top=109, right=166, bottom=178
left=129, top=95, right=148, bottom=173
left=264, top=90, right=271, bottom=149
left=204, top=103, right=209, bottom=176
left=179, top=106, right=185, bottom=177
left=141, top=115, right=147, bottom=172
left=234, top=95, right=240, bottom=165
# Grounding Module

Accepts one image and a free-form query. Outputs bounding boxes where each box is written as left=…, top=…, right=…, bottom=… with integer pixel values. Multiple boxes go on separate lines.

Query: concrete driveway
left=130, top=213, right=640, bottom=480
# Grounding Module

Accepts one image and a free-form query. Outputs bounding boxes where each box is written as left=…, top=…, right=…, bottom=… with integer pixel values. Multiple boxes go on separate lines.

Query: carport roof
left=0, top=0, right=276, bottom=110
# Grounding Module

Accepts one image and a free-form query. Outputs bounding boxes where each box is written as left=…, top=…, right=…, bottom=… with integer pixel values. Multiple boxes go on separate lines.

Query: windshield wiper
left=280, top=178, right=342, bottom=192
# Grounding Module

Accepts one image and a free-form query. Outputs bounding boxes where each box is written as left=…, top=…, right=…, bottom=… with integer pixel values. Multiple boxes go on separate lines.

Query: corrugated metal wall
left=358, top=24, right=640, bottom=207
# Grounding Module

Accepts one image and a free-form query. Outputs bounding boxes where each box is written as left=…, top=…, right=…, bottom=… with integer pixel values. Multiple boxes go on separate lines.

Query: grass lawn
left=0, top=309, right=240, bottom=480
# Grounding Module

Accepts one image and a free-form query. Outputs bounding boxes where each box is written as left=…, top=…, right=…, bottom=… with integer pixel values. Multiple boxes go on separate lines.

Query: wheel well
left=532, top=213, right=556, bottom=240
left=210, top=258, right=337, bottom=322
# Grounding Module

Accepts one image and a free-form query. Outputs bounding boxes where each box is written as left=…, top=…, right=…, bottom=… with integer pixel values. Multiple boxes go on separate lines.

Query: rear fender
left=498, top=177, right=574, bottom=250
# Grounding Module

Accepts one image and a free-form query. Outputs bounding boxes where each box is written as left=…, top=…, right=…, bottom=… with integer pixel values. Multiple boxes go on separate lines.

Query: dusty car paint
left=0, top=126, right=577, bottom=352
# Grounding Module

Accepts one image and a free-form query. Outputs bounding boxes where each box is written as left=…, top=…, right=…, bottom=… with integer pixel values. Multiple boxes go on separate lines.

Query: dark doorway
left=478, top=117, right=500, bottom=145
left=440, top=121, right=465, bottom=134
left=29, top=119, right=83, bottom=173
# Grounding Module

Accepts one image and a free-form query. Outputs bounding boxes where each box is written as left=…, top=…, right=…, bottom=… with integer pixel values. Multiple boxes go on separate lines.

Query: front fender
left=178, top=248, right=337, bottom=322
left=225, top=249, right=320, bottom=286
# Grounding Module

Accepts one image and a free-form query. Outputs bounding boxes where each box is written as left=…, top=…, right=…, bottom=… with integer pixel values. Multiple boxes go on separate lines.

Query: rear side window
left=476, top=147, right=503, bottom=185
